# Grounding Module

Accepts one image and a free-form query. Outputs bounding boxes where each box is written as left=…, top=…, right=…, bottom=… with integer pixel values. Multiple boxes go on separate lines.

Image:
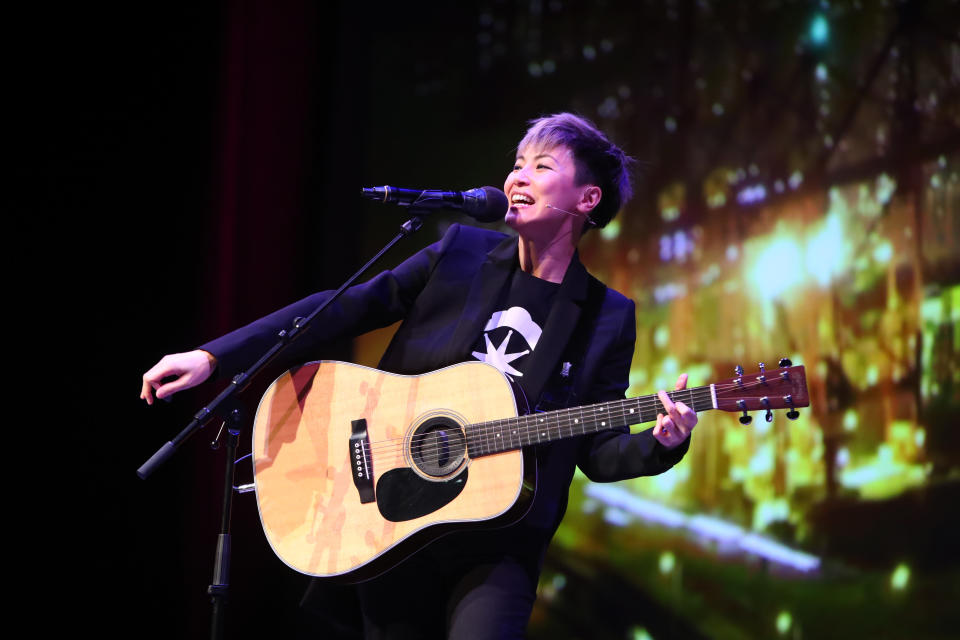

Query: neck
left=465, top=385, right=716, bottom=457
left=517, top=226, right=580, bottom=282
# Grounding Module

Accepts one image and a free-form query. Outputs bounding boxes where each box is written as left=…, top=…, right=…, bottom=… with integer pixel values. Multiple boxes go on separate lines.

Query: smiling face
left=503, top=143, right=600, bottom=242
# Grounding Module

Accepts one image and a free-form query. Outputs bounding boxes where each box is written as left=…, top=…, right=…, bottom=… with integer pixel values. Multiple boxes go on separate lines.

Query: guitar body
left=251, top=360, right=534, bottom=582
left=250, top=357, right=810, bottom=582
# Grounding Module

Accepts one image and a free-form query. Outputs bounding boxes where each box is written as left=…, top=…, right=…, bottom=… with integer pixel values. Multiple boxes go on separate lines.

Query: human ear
left=577, top=185, right=602, bottom=213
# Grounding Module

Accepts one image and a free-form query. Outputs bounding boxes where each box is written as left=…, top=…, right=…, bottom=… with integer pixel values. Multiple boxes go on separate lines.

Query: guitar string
left=359, top=377, right=792, bottom=466
left=359, top=378, right=788, bottom=464
left=369, top=390, right=718, bottom=466
left=368, top=393, right=710, bottom=460
left=362, top=387, right=716, bottom=457
left=361, top=376, right=783, bottom=455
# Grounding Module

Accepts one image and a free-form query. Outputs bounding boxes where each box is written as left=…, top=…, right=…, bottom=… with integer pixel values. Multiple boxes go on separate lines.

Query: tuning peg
left=738, top=399, right=752, bottom=425
left=735, top=365, right=744, bottom=387
left=757, top=362, right=766, bottom=384
left=762, top=397, right=773, bottom=422
left=779, top=357, right=792, bottom=367
left=785, top=395, right=800, bottom=420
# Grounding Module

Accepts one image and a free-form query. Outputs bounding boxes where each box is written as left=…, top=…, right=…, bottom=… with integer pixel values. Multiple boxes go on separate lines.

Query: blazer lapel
left=440, top=234, right=517, bottom=365
left=516, top=252, right=591, bottom=408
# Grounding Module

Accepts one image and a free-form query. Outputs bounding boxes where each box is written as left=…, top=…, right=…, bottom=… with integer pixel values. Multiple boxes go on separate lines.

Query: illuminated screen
left=527, top=157, right=959, bottom=639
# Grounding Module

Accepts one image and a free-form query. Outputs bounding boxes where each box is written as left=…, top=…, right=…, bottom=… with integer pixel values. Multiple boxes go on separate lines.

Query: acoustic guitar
left=251, top=358, right=808, bottom=582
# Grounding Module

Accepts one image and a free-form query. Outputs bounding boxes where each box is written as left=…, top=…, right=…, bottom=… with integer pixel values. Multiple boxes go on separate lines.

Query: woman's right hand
left=140, top=350, right=218, bottom=405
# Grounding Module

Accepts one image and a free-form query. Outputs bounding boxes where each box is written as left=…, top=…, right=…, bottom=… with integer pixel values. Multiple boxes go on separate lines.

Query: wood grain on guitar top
left=252, top=360, right=525, bottom=579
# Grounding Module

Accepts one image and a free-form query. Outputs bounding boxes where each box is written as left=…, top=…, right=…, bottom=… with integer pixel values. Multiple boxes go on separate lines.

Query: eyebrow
left=515, top=152, right=559, bottom=162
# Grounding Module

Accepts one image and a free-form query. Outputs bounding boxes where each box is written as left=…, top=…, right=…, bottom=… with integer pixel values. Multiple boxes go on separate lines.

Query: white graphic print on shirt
left=471, top=306, right=543, bottom=380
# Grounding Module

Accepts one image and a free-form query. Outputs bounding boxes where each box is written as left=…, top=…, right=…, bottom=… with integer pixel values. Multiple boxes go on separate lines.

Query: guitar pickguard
left=376, top=467, right=469, bottom=522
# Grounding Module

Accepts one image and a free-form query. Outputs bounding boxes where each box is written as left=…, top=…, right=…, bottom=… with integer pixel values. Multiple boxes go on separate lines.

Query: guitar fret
left=467, top=384, right=719, bottom=459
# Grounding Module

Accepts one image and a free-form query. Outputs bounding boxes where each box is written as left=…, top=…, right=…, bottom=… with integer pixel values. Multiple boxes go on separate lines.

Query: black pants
left=356, top=549, right=538, bottom=640
left=300, top=530, right=545, bottom=639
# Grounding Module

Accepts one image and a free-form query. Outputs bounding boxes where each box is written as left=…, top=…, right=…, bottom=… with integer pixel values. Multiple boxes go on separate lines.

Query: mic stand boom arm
left=136, top=212, right=424, bottom=479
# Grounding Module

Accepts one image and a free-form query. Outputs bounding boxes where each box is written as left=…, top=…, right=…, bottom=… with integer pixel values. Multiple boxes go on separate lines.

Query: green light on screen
left=600, top=217, right=621, bottom=240
left=843, top=409, right=858, bottom=432
left=659, top=551, right=676, bottom=575
left=631, top=628, right=654, bottom=640
left=776, top=610, right=792, bottom=635
left=891, top=563, right=910, bottom=590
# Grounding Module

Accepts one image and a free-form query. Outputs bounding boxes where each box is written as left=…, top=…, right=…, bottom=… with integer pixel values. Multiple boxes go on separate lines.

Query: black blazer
left=202, top=223, right=688, bottom=553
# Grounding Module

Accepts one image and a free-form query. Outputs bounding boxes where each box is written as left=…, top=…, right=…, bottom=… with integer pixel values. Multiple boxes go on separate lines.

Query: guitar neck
left=465, top=385, right=715, bottom=457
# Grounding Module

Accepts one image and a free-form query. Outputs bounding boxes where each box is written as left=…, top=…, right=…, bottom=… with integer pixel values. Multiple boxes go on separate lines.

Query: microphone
left=360, top=186, right=508, bottom=222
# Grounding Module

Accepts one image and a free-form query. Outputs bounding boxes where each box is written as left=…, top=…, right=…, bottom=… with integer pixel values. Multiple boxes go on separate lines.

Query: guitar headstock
left=714, top=358, right=809, bottom=424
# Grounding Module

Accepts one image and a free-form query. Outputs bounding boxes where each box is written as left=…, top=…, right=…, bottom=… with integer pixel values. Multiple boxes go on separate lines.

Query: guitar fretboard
left=464, top=386, right=715, bottom=457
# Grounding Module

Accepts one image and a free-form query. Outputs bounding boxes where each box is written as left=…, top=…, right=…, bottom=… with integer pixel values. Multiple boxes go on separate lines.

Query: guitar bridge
left=350, top=419, right=375, bottom=504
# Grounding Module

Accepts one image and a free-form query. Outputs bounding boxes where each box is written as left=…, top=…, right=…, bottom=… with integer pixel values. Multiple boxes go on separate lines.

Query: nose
left=508, top=165, right=530, bottom=189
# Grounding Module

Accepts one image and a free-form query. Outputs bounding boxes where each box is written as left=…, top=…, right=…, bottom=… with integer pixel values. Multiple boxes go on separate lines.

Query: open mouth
left=510, top=193, right=535, bottom=207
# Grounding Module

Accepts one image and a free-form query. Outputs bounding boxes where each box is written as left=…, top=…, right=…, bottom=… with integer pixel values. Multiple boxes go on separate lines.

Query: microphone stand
left=137, top=211, right=427, bottom=639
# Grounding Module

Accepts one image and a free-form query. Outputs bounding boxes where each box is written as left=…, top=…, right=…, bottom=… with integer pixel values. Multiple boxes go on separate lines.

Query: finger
left=141, top=368, right=169, bottom=404
left=675, top=373, right=689, bottom=390
left=668, top=386, right=690, bottom=419
left=140, top=379, right=154, bottom=405
left=657, top=389, right=675, bottom=415
left=658, top=390, right=682, bottom=444
left=655, top=413, right=675, bottom=442
left=155, top=374, right=194, bottom=400
left=659, top=390, right=687, bottom=431
left=675, top=401, right=697, bottom=430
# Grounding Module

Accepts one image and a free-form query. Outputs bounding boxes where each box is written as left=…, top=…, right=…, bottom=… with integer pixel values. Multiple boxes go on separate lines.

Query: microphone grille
left=470, top=186, right=508, bottom=222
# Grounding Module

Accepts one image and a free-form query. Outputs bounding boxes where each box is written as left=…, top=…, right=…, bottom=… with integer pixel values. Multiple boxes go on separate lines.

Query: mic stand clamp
left=208, top=407, right=242, bottom=640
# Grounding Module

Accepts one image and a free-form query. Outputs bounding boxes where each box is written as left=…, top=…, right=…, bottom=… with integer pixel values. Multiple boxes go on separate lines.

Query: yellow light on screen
left=747, top=235, right=804, bottom=299
left=806, top=213, right=849, bottom=287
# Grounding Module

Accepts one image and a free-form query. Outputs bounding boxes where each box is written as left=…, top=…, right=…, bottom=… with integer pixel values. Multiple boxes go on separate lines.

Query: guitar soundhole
left=410, top=416, right=467, bottom=478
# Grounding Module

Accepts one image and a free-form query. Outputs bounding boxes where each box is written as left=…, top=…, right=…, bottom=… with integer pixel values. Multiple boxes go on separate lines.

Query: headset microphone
left=545, top=204, right=597, bottom=227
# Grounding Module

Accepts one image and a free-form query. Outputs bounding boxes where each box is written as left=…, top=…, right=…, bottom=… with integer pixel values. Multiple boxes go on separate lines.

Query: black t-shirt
left=469, top=267, right=559, bottom=382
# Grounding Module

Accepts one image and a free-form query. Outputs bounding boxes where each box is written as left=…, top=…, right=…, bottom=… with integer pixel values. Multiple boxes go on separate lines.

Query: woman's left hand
left=653, top=373, right=698, bottom=449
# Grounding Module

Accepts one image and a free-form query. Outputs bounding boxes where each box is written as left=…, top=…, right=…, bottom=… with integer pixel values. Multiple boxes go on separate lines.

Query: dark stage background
left=49, top=1, right=960, bottom=638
